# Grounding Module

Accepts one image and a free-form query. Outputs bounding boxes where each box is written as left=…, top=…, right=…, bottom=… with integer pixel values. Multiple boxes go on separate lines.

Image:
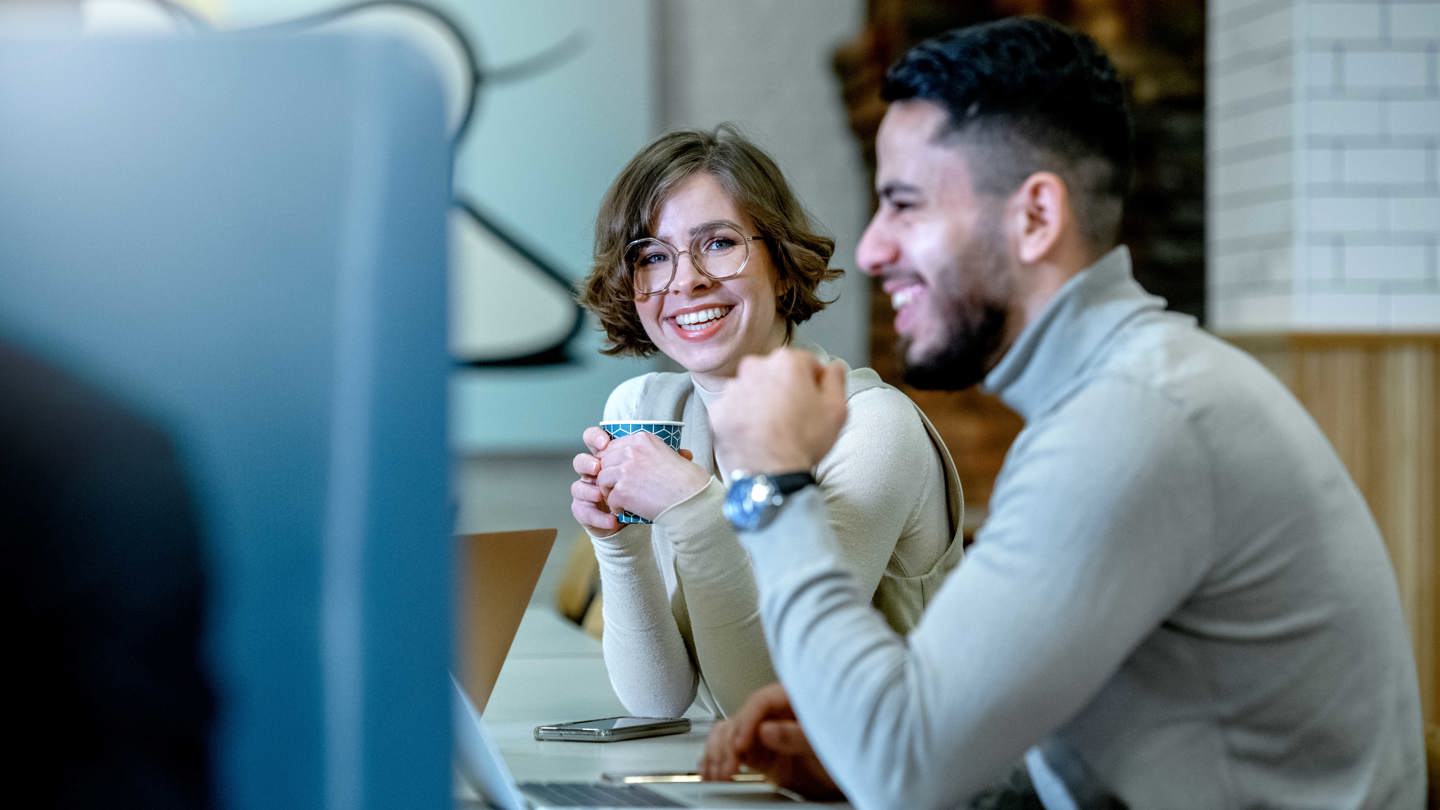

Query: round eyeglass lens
left=691, top=223, right=749, bottom=280
left=626, top=239, right=676, bottom=295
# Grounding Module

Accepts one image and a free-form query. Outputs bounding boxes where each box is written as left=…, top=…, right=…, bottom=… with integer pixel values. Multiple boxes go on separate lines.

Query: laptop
left=452, top=673, right=688, bottom=809
left=452, top=531, right=834, bottom=809
left=456, top=529, right=559, bottom=711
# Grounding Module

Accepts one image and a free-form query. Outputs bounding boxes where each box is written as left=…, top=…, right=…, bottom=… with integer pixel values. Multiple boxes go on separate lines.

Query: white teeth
left=675, top=306, right=732, bottom=329
left=891, top=286, right=919, bottom=311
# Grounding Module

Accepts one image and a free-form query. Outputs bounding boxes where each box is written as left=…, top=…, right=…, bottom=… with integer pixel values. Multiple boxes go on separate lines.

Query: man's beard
left=898, top=230, right=1012, bottom=392
left=899, top=300, right=1007, bottom=391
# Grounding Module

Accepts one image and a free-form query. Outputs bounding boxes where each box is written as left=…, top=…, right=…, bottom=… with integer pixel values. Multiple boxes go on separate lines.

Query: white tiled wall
left=1208, top=0, right=1440, bottom=332
left=1208, top=1, right=1298, bottom=328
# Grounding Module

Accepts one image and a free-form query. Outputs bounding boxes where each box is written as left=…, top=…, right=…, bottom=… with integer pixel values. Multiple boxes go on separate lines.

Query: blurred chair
left=555, top=532, right=604, bottom=639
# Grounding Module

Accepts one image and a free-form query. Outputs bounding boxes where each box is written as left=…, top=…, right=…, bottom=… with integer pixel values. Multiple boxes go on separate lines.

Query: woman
left=571, top=125, right=964, bottom=718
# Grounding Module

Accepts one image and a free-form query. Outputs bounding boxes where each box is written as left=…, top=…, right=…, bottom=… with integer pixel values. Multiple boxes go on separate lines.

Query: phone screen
left=535, top=716, right=689, bottom=741
left=561, top=717, right=674, bottom=731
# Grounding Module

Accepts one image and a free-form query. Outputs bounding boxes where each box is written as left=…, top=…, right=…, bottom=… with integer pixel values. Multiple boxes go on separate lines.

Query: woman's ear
left=1011, top=172, right=1068, bottom=265
left=770, top=253, right=793, bottom=308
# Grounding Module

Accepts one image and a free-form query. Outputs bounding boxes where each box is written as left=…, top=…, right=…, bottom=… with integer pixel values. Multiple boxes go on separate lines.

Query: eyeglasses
left=623, top=220, right=765, bottom=297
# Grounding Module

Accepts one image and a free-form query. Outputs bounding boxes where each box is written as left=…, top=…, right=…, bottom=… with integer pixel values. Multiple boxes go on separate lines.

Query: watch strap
left=766, top=471, right=816, bottom=494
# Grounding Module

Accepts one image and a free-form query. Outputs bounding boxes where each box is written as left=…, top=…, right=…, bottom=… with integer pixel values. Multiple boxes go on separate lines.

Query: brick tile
left=1307, top=195, right=1386, bottom=231
left=1307, top=2, right=1383, bottom=40
left=1302, top=290, right=1386, bottom=327
left=1341, top=243, right=1430, bottom=281
left=1388, top=291, right=1440, bottom=328
left=1385, top=99, right=1440, bottom=137
left=1306, top=99, right=1384, bottom=137
left=1388, top=4, right=1440, bottom=42
left=1343, top=147, right=1430, bottom=185
left=1343, top=50, right=1430, bottom=89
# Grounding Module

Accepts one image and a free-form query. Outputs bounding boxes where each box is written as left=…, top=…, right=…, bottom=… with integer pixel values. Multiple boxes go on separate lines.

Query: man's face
left=857, top=101, right=1016, bottom=391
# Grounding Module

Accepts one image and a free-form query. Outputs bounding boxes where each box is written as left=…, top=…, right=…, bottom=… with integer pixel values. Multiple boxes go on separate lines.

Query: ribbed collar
left=983, top=246, right=1164, bottom=421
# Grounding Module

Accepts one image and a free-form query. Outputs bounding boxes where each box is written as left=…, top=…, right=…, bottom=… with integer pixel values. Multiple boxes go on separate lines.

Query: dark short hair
left=883, top=17, right=1133, bottom=248
left=578, top=125, right=841, bottom=357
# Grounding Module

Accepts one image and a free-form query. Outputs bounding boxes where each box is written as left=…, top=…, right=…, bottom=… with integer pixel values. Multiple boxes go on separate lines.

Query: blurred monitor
left=0, top=33, right=453, bottom=810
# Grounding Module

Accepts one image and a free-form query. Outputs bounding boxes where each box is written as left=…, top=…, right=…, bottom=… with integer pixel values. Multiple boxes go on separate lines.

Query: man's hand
left=709, top=349, right=847, bottom=474
left=698, top=682, right=842, bottom=800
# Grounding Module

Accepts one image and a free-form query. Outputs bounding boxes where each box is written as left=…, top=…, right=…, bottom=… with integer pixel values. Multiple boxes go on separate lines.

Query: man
left=701, top=17, right=1425, bottom=809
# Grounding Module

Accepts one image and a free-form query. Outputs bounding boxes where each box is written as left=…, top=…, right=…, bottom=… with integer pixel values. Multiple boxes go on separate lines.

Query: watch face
left=724, top=472, right=814, bottom=532
left=723, top=474, right=776, bottom=532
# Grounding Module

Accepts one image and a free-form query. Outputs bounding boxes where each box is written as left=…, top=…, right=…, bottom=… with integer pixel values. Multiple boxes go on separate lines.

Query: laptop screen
left=455, top=529, right=557, bottom=713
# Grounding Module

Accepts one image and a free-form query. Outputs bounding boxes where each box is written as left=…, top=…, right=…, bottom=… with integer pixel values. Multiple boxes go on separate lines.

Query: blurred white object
left=306, top=3, right=473, bottom=138
left=81, top=0, right=188, bottom=34
left=449, top=206, right=579, bottom=363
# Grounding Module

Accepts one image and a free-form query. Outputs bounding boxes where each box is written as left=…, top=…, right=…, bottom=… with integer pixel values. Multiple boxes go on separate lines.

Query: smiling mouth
left=673, top=305, right=733, bottom=332
left=890, top=286, right=920, bottom=311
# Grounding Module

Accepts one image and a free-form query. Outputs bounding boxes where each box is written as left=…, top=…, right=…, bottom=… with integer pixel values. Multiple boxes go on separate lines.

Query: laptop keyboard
left=519, top=781, right=684, bottom=807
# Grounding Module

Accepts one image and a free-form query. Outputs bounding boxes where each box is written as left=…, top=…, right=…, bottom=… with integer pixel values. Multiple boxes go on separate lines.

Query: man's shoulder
left=1075, top=312, right=1278, bottom=422
left=1021, top=313, right=1318, bottom=489
left=1004, top=321, right=1228, bottom=481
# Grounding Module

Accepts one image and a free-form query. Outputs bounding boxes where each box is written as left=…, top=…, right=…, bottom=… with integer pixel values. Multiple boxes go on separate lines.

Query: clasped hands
left=571, top=348, right=849, bottom=535
left=569, top=426, right=708, bottom=534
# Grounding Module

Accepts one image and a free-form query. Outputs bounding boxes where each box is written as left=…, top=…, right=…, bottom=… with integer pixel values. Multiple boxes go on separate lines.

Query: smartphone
left=533, top=716, right=690, bottom=742
left=601, top=770, right=767, bottom=784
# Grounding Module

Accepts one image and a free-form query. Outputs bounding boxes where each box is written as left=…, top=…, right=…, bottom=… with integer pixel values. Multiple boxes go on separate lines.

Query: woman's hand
left=593, top=427, right=709, bottom=522
left=570, top=426, right=706, bottom=533
left=570, top=427, right=621, bottom=536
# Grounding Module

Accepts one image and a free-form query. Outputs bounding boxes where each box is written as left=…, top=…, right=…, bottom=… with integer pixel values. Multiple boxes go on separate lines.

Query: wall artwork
left=81, top=0, right=658, bottom=452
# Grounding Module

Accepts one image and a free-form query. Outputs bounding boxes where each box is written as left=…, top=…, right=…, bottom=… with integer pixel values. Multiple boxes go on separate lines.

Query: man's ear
left=1011, top=172, right=1069, bottom=265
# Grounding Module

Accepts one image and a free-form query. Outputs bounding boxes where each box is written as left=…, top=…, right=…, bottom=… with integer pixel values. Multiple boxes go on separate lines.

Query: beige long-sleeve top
left=589, top=344, right=964, bottom=718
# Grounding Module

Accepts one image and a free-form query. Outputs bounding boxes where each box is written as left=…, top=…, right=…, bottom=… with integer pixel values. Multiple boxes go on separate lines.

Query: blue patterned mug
left=599, top=420, right=685, bottom=525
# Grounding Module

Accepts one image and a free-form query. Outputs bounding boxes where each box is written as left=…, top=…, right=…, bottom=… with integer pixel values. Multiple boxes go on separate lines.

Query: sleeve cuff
left=587, top=524, right=646, bottom=549
left=652, top=477, right=725, bottom=549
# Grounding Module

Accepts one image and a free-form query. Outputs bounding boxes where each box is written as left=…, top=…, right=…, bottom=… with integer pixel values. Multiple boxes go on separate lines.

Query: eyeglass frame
left=622, top=219, right=767, bottom=298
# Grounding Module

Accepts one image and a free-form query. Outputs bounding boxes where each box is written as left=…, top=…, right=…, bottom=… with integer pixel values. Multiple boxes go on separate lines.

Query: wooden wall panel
left=1229, top=333, right=1440, bottom=726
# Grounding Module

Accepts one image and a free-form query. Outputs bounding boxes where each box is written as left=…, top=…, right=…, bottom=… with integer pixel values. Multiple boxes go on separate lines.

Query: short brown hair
left=578, top=124, right=842, bottom=357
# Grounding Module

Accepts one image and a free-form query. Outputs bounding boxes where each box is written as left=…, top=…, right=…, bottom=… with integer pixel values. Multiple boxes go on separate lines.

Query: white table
left=480, top=607, right=847, bottom=808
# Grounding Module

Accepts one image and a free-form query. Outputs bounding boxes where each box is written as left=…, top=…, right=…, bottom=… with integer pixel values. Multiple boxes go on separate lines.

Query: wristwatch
left=722, top=470, right=816, bottom=532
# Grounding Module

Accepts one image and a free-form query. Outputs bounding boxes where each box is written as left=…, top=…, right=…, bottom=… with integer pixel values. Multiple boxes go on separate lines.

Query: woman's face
left=633, top=172, right=787, bottom=388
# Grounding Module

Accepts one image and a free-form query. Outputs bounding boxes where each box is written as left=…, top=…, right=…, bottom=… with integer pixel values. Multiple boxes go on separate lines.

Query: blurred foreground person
left=1, top=341, right=213, bottom=808
left=701, top=17, right=1425, bottom=809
